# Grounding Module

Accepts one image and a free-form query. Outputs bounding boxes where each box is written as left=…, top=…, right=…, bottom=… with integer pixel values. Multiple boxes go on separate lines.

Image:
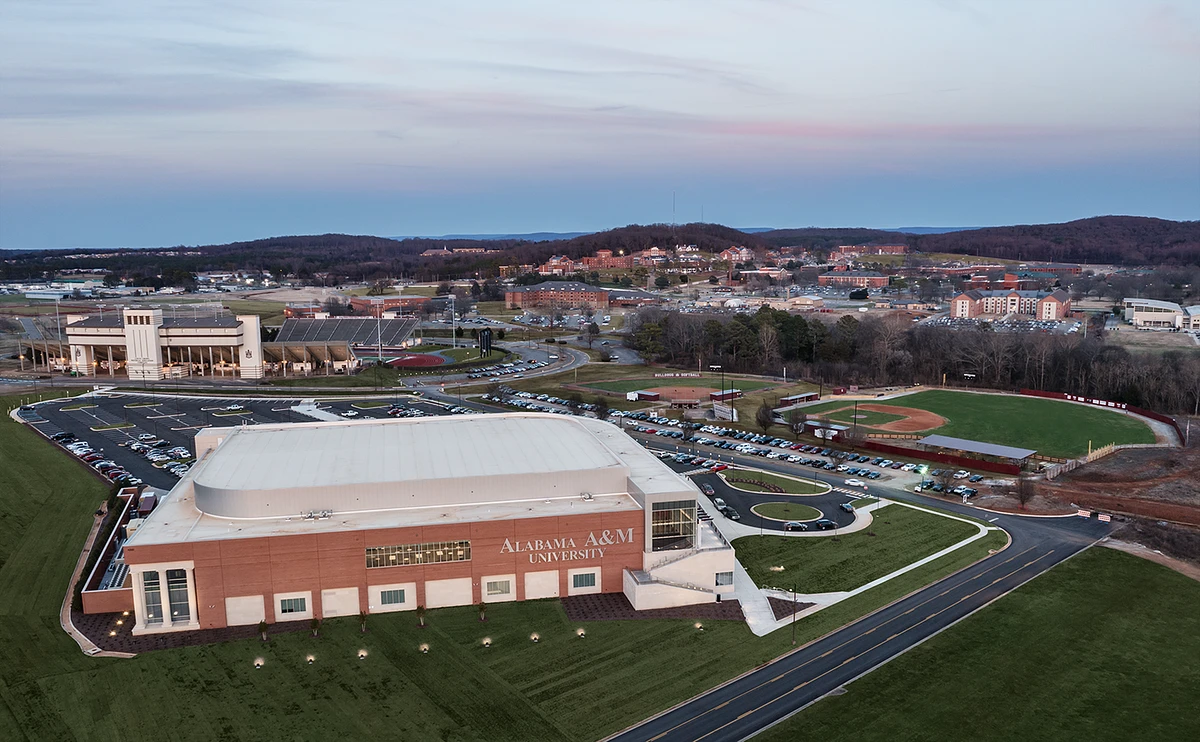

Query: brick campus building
left=505, top=281, right=611, bottom=310
left=93, top=414, right=733, bottom=634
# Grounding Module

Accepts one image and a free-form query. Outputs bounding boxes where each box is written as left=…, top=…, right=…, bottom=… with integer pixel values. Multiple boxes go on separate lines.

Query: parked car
left=700, top=483, right=715, bottom=496
left=784, top=521, right=808, bottom=531
left=721, top=507, right=741, bottom=521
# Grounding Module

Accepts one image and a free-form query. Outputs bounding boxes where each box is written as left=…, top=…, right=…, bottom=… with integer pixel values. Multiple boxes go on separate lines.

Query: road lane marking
left=664, top=547, right=1054, bottom=741
left=641, top=545, right=1042, bottom=739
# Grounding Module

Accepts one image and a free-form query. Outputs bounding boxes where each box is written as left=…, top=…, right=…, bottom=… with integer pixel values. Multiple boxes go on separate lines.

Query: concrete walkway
left=721, top=500, right=1001, bottom=636
left=59, top=510, right=136, bottom=659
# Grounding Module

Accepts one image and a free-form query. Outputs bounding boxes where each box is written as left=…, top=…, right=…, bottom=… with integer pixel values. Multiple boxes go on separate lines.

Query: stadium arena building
left=100, top=414, right=734, bottom=635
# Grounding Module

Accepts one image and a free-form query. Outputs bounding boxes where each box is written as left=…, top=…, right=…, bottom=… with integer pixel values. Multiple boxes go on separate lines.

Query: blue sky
left=1, top=0, right=1197, bottom=249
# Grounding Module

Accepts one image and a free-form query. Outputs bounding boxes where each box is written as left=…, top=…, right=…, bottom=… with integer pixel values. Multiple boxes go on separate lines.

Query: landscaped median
left=751, top=502, right=823, bottom=522
left=720, top=468, right=831, bottom=495
left=733, top=503, right=981, bottom=593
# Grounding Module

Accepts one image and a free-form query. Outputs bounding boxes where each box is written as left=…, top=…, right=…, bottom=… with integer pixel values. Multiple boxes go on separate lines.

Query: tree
left=937, top=468, right=956, bottom=491
left=598, top=349, right=613, bottom=362
left=678, top=274, right=689, bottom=283
left=586, top=322, right=600, bottom=347
left=367, top=279, right=391, bottom=296
left=102, top=272, right=121, bottom=288
left=620, top=275, right=634, bottom=288
left=1015, top=475, right=1036, bottom=509
left=477, top=601, right=488, bottom=622
left=435, top=282, right=452, bottom=296
left=755, top=399, right=776, bottom=433
left=470, top=281, right=482, bottom=299
left=654, top=275, right=670, bottom=289
left=454, top=326, right=465, bottom=338
left=416, top=604, right=427, bottom=627
left=708, top=275, right=719, bottom=284
left=593, top=395, right=611, bottom=420
left=258, top=620, right=269, bottom=642
left=787, top=408, right=807, bottom=437
left=496, top=328, right=506, bottom=340
left=310, top=617, right=321, bottom=637
left=359, top=610, right=368, bottom=633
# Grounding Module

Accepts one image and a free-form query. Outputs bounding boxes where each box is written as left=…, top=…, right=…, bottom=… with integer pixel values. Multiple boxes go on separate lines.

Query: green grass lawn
left=221, top=299, right=287, bottom=325
left=733, top=504, right=979, bottom=592
left=892, top=390, right=1156, bottom=458
left=759, top=547, right=1200, bottom=742
left=852, top=497, right=879, bottom=508
left=725, top=470, right=828, bottom=495
left=583, top=377, right=774, bottom=394
left=751, top=502, right=822, bottom=521
left=0, top=396, right=1021, bottom=742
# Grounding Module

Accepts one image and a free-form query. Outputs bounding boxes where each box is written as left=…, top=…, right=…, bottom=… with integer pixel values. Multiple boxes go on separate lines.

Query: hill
left=910, top=216, right=1200, bottom=266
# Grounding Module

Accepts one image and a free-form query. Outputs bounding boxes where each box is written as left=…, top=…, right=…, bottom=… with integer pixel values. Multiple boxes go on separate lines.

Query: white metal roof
left=1123, top=298, right=1182, bottom=312
left=125, top=413, right=692, bottom=545
left=918, top=434, right=1035, bottom=460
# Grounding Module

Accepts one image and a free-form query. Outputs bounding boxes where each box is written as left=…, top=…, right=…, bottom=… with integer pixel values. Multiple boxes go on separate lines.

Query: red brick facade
left=124, top=511, right=643, bottom=629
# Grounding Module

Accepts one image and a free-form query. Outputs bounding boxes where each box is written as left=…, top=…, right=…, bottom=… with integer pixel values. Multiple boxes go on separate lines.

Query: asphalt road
left=609, top=455, right=1111, bottom=742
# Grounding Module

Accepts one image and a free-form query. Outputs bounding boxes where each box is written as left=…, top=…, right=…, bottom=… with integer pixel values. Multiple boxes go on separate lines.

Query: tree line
left=626, top=307, right=1200, bottom=415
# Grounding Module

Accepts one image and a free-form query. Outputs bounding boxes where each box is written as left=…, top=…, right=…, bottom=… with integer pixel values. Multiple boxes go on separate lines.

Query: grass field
left=733, top=504, right=979, bottom=592
left=724, top=470, right=829, bottom=495
left=0, top=401, right=1019, bottom=742
left=803, top=390, right=1156, bottom=458
left=760, top=547, right=1200, bottom=742
left=221, top=299, right=287, bottom=325
left=750, top=502, right=822, bottom=521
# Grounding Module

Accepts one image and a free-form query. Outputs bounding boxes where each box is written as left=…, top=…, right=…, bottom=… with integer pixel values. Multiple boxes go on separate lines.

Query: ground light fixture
left=109, top=630, right=116, bottom=636
left=306, top=655, right=315, bottom=665
left=357, top=649, right=368, bottom=660
left=253, top=658, right=265, bottom=669
left=576, top=628, right=586, bottom=638
left=482, top=637, right=492, bottom=648
left=530, top=633, right=540, bottom=643
left=419, top=643, right=430, bottom=654
left=695, top=622, right=704, bottom=632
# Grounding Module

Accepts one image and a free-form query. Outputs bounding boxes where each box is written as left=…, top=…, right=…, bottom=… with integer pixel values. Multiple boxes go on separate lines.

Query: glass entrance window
left=142, top=570, right=163, bottom=625
left=651, top=500, right=696, bottom=552
left=166, top=569, right=190, bottom=623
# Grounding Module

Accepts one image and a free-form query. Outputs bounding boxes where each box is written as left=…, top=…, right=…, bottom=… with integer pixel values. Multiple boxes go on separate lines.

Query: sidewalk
left=716, top=500, right=999, bottom=636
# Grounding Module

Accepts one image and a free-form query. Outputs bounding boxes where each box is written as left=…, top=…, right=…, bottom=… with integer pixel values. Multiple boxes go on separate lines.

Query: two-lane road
left=610, top=443, right=1110, bottom=742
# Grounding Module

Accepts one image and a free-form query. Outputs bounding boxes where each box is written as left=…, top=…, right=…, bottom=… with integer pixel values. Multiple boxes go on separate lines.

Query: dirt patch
left=561, top=593, right=745, bottom=622
left=1031, top=418, right=1200, bottom=526
left=645, top=385, right=718, bottom=401
left=768, top=596, right=816, bottom=620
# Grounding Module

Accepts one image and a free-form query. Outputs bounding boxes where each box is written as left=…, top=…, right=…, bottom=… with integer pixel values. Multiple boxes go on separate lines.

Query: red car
left=710, top=464, right=728, bottom=472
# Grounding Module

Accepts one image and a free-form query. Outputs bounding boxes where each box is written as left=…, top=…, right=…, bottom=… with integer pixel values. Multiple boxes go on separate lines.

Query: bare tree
left=1015, top=475, right=1036, bottom=509
left=787, top=408, right=807, bottom=437
left=755, top=399, right=776, bottom=433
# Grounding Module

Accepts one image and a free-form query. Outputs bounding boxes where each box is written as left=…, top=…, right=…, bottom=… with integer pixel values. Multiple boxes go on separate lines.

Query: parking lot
left=21, top=393, right=456, bottom=491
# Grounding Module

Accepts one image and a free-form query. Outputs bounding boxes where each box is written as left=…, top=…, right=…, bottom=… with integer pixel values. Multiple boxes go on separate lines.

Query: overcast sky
left=2, top=0, right=1197, bottom=249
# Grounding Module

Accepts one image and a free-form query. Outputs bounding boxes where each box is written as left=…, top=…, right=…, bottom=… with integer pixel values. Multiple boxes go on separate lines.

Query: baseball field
left=799, top=390, right=1157, bottom=459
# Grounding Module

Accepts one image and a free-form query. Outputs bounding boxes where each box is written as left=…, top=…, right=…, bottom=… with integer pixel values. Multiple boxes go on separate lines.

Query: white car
left=845, top=478, right=868, bottom=488
left=953, top=470, right=970, bottom=479
left=224, top=404, right=244, bottom=411
left=340, top=410, right=359, bottom=417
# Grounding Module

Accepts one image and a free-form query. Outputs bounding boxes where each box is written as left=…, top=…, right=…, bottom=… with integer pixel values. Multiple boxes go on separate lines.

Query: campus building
left=62, top=308, right=264, bottom=380
left=1122, top=298, right=1200, bottom=330
left=950, top=289, right=1071, bottom=320
left=348, top=295, right=434, bottom=317
left=505, top=281, right=610, bottom=310
left=817, top=271, right=890, bottom=289
left=90, top=414, right=734, bottom=634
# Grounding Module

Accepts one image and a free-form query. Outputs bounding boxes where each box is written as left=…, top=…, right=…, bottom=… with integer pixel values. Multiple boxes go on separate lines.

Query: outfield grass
left=759, top=547, right=1200, bottom=742
left=0, top=409, right=1018, bottom=742
left=893, top=390, right=1156, bottom=458
left=221, top=299, right=287, bottom=325
left=750, top=502, right=822, bottom=521
left=733, top=504, right=979, bottom=592
left=725, top=470, right=829, bottom=495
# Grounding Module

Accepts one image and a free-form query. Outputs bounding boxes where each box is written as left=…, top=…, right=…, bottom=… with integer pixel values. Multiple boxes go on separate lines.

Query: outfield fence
left=1019, top=389, right=1184, bottom=444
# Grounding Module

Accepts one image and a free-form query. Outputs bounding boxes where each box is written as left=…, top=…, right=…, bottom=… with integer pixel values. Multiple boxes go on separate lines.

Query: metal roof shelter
left=274, top=317, right=418, bottom=345
left=917, top=434, right=1036, bottom=461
